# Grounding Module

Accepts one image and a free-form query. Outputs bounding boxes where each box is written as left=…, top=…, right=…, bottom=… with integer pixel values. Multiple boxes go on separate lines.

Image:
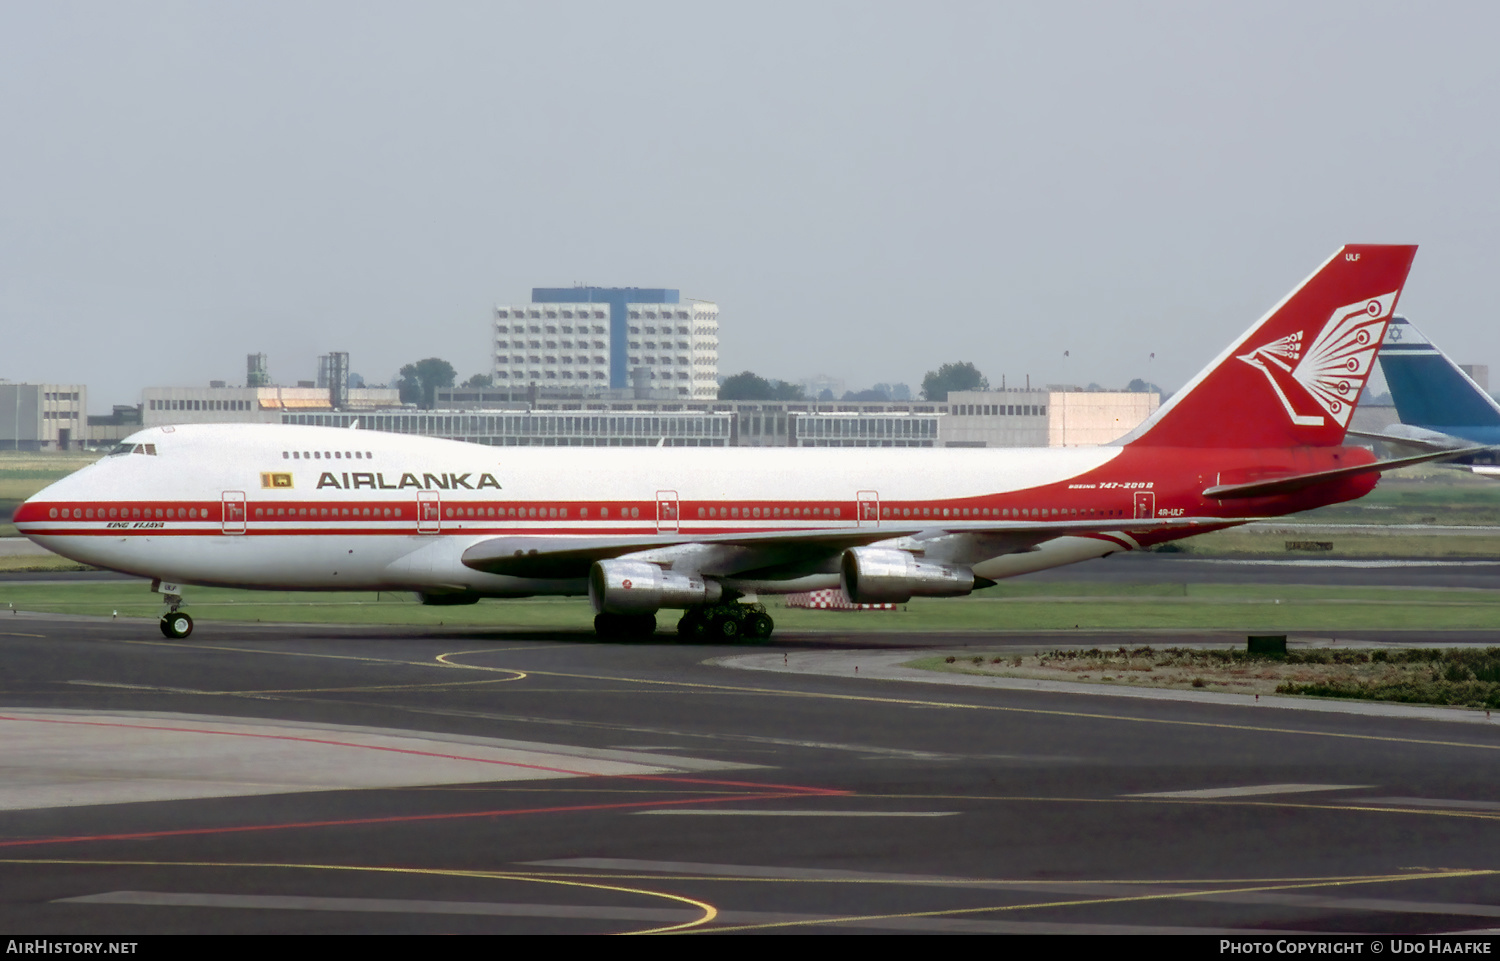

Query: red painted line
left=0, top=790, right=825, bottom=850
left=0, top=715, right=852, bottom=849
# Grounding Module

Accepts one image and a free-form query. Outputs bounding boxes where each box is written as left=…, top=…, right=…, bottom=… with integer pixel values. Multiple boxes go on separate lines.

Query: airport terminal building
left=271, top=386, right=1158, bottom=449
left=121, top=381, right=1157, bottom=451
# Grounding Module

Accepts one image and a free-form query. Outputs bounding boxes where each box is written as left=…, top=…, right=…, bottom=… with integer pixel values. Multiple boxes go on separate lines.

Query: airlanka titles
left=316, top=471, right=501, bottom=490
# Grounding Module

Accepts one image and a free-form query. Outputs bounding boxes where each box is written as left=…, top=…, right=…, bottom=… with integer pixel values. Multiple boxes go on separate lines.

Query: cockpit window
left=109, top=443, right=158, bottom=456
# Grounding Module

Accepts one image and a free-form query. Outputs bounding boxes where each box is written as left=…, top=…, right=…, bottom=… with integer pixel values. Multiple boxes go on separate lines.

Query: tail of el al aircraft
left=1119, top=244, right=1419, bottom=449
left=1378, top=316, right=1500, bottom=432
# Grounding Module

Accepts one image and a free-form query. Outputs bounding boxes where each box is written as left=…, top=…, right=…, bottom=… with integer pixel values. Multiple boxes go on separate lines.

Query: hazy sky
left=4, top=2, right=1498, bottom=411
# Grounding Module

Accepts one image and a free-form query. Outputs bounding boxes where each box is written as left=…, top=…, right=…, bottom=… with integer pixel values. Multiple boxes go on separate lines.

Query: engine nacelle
left=840, top=547, right=975, bottom=604
left=589, top=559, right=723, bottom=615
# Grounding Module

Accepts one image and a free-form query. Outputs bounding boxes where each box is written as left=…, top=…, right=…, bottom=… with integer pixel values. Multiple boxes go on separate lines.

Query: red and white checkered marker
left=784, top=589, right=896, bottom=611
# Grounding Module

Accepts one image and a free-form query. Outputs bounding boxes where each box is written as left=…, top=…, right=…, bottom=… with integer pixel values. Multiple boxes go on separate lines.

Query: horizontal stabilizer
left=1345, top=425, right=1483, bottom=454
left=1202, top=447, right=1489, bottom=499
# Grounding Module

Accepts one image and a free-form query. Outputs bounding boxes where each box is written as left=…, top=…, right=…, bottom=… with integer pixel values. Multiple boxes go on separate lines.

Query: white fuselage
left=20, top=423, right=1138, bottom=596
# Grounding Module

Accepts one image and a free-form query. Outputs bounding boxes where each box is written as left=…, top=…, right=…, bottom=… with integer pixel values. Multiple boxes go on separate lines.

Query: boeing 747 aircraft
left=18, top=245, right=1464, bottom=639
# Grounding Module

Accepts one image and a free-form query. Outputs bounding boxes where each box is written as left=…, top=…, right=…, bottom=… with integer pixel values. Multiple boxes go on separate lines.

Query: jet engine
left=839, top=547, right=975, bottom=604
left=589, top=559, right=723, bottom=615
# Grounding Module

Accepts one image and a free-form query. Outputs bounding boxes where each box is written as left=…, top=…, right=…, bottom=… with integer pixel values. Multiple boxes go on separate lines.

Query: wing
left=460, top=516, right=1222, bottom=579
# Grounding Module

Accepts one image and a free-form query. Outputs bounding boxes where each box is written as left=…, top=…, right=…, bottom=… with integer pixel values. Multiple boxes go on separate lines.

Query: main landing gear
left=592, top=604, right=776, bottom=641
left=676, top=602, right=774, bottom=641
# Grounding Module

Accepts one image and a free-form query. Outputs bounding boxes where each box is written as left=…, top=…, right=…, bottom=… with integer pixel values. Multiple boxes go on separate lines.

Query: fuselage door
left=418, top=491, right=441, bottom=534
left=221, top=491, right=246, bottom=534
left=1133, top=491, right=1155, bottom=519
left=656, top=490, right=680, bottom=532
left=857, top=490, right=880, bottom=527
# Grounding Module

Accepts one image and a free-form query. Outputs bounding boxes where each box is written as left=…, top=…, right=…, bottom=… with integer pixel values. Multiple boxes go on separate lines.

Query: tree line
left=393, top=357, right=1156, bottom=408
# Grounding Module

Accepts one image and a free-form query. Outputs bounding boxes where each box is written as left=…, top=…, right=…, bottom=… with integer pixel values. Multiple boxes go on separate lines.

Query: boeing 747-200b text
left=18, top=245, right=1467, bottom=639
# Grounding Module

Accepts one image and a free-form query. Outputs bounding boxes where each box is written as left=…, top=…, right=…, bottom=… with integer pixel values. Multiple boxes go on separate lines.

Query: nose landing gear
left=160, top=610, right=194, bottom=638
left=152, top=580, right=193, bottom=638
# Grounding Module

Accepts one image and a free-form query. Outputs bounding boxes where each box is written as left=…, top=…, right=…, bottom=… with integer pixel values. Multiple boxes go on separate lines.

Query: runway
left=2, top=599, right=1499, bottom=935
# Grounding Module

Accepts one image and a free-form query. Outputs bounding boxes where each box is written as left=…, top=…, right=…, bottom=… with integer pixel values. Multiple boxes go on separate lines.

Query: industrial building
left=0, top=382, right=87, bottom=450
left=942, top=389, right=1161, bottom=447
left=493, top=287, right=719, bottom=399
left=141, top=352, right=398, bottom=428
left=142, top=385, right=401, bottom=428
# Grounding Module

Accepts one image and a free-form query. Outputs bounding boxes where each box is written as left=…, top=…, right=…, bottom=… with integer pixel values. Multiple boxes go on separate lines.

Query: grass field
left=906, top=646, right=1500, bottom=709
left=1160, top=526, right=1500, bottom=557
left=6, top=580, right=1500, bottom=633
left=0, top=450, right=101, bottom=537
left=1293, top=466, right=1500, bottom=526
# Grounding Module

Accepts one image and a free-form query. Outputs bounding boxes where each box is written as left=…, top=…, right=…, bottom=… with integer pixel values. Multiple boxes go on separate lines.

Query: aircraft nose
left=14, top=482, right=56, bottom=534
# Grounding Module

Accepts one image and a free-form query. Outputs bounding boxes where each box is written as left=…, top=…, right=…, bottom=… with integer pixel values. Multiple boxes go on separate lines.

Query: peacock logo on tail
left=1236, top=292, right=1396, bottom=429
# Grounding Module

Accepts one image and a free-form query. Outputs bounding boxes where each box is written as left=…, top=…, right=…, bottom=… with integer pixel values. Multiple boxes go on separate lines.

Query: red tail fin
left=1122, top=244, right=1418, bottom=449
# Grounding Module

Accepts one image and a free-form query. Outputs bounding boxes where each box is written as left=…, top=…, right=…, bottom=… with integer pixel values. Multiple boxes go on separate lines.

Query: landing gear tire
left=677, top=611, right=710, bottom=640
left=160, top=612, right=193, bottom=639
left=712, top=614, right=740, bottom=639
left=746, top=612, right=775, bottom=640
